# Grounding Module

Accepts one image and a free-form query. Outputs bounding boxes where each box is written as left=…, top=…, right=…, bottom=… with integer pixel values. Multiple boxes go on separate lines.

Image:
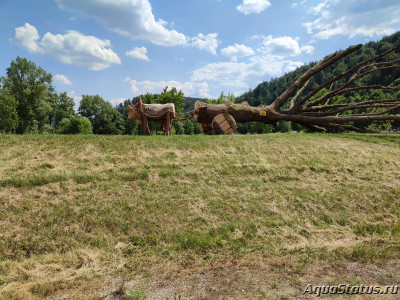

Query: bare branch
left=349, top=104, right=400, bottom=116
left=304, top=98, right=400, bottom=112
left=271, top=44, right=362, bottom=111
left=304, top=85, right=395, bottom=109
left=289, top=43, right=400, bottom=112
left=276, top=111, right=400, bottom=124
left=290, top=78, right=311, bottom=109
left=304, top=103, right=400, bottom=117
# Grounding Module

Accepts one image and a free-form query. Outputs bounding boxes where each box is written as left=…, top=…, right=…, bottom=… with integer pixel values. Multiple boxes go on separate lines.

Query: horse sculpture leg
left=160, top=120, right=165, bottom=135
left=165, top=108, right=171, bottom=136
left=141, top=114, right=150, bottom=135
left=169, top=113, right=173, bottom=136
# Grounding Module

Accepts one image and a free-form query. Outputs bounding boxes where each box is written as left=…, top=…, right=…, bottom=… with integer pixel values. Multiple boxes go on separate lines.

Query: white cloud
left=124, top=77, right=210, bottom=98
left=190, top=57, right=303, bottom=96
left=11, top=23, right=121, bottom=71
left=55, top=0, right=188, bottom=47
left=10, top=23, right=40, bottom=53
left=192, top=58, right=303, bottom=86
left=191, top=35, right=310, bottom=95
left=189, top=33, right=221, bottom=55
left=126, top=47, right=150, bottom=61
left=304, top=0, right=400, bottom=39
left=310, top=0, right=335, bottom=15
left=221, top=43, right=255, bottom=61
left=108, top=97, right=126, bottom=106
left=54, top=74, right=72, bottom=85
left=259, top=35, right=314, bottom=57
left=236, top=0, right=271, bottom=15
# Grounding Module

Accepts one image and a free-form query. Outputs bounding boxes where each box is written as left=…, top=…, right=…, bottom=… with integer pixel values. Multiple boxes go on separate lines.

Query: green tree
left=115, top=99, right=139, bottom=135
left=158, top=86, right=185, bottom=113
left=78, top=95, right=125, bottom=134
left=78, top=95, right=104, bottom=123
left=1, top=57, right=56, bottom=133
left=0, top=89, right=18, bottom=133
left=52, top=92, right=75, bottom=127
left=143, top=92, right=156, bottom=104
left=205, top=91, right=236, bottom=105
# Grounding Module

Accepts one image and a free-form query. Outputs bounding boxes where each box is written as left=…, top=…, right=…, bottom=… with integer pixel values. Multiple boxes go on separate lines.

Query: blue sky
left=1, top=0, right=400, bottom=107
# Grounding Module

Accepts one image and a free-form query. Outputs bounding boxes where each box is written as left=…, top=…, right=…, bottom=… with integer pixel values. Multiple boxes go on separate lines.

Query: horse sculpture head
left=127, top=104, right=138, bottom=121
left=128, top=98, right=142, bottom=126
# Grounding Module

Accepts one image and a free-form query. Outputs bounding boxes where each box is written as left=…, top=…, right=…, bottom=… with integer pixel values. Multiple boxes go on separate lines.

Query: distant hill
left=236, top=31, right=400, bottom=108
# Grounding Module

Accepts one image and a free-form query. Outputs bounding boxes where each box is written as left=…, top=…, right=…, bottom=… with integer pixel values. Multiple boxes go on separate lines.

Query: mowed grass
left=0, top=133, right=399, bottom=299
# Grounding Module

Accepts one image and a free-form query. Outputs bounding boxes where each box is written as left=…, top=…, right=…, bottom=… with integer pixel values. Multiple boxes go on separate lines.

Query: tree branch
left=303, top=103, right=400, bottom=117
left=304, top=98, right=400, bottom=112
left=289, top=43, right=400, bottom=112
left=304, top=85, right=395, bottom=109
left=271, top=44, right=362, bottom=111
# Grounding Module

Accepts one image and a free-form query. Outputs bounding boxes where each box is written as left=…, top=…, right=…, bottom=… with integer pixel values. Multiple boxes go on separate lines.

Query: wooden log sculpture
left=193, top=100, right=269, bottom=134
left=128, top=97, right=177, bottom=135
left=194, top=42, right=400, bottom=135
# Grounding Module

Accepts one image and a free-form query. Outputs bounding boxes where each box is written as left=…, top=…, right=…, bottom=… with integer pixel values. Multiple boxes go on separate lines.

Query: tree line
left=0, top=57, right=204, bottom=135
left=0, top=57, right=289, bottom=135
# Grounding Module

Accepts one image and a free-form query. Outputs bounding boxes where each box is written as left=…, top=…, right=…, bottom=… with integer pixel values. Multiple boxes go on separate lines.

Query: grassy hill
left=1, top=134, right=400, bottom=299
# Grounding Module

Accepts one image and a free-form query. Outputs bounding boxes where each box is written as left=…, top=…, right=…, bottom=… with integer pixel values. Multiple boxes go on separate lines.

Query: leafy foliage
left=57, top=116, right=93, bottom=134
left=79, top=95, right=125, bottom=134
left=1, top=57, right=57, bottom=133
left=0, top=89, right=18, bottom=133
left=52, top=92, right=75, bottom=127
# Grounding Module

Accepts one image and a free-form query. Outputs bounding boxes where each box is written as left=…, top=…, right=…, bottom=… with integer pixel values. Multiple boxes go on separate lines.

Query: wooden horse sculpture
left=127, top=97, right=177, bottom=135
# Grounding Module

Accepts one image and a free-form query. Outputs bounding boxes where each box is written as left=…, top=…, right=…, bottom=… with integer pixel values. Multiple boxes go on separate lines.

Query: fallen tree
left=193, top=43, right=400, bottom=134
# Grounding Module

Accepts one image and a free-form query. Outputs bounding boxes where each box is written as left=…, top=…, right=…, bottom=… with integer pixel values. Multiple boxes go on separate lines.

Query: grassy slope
left=0, top=134, right=399, bottom=299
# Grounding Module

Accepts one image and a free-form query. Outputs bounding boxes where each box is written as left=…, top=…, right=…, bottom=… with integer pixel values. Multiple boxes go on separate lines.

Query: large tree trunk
left=194, top=101, right=272, bottom=124
left=193, top=101, right=279, bottom=134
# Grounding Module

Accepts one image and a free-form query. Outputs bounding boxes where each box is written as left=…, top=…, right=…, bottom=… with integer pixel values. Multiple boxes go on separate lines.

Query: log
left=212, top=113, right=236, bottom=135
left=193, top=101, right=273, bottom=125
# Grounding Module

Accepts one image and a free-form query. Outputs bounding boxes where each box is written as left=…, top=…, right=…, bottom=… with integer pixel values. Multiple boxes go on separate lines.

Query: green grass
left=0, top=133, right=399, bottom=299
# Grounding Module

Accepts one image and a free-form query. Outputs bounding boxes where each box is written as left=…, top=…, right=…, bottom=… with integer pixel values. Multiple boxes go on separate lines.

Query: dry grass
left=0, top=133, right=400, bottom=299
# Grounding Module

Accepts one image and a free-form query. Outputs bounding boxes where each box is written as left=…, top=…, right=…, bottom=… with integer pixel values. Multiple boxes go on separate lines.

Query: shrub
left=57, top=116, right=93, bottom=134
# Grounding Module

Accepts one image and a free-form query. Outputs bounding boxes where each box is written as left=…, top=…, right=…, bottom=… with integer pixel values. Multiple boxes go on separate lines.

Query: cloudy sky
left=1, top=0, right=400, bottom=106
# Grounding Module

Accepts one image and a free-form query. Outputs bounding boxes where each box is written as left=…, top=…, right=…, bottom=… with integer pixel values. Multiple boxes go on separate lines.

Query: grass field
left=0, top=133, right=400, bottom=299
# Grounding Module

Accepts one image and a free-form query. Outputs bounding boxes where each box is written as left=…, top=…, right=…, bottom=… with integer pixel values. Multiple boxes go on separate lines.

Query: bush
left=173, top=121, right=184, bottom=135
left=40, top=124, right=55, bottom=134
left=274, top=121, right=292, bottom=133
left=57, top=116, right=93, bottom=134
